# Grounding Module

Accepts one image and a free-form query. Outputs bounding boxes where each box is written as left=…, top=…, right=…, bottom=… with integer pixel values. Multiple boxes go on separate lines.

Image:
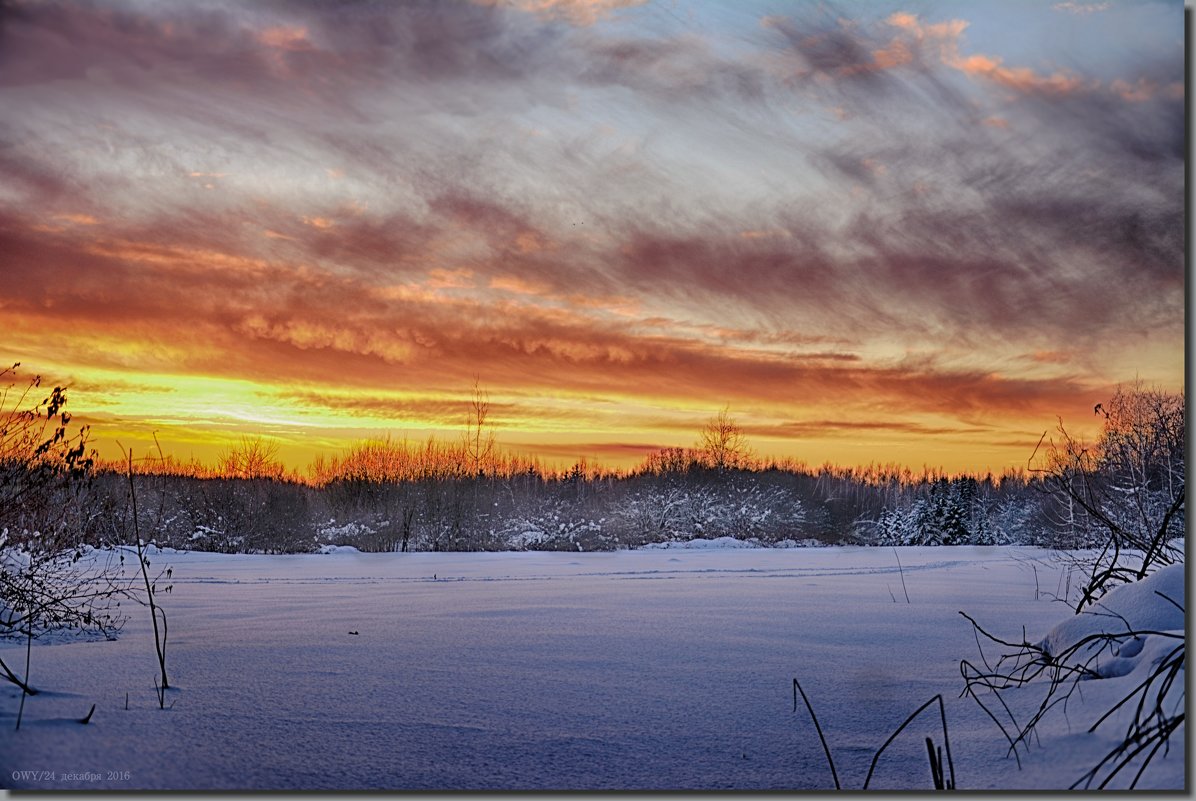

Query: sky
left=0, top=0, right=1185, bottom=474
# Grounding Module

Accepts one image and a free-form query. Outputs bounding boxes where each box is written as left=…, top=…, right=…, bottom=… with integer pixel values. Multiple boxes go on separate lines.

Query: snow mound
left=1035, top=564, right=1184, bottom=680
left=1038, top=564, right=1184, bottom=658
left=640, top=537, right=764, bottom=550
left=317, top=544, right=362, bottom=555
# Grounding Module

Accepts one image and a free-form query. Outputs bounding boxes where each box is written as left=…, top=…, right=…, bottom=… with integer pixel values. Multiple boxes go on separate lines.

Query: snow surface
left=640, top=536, right=764, bottom=549
left=0, top=546, right=1184, bottom=790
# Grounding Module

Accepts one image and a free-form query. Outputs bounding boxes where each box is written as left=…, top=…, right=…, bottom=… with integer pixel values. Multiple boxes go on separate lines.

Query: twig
left=152, top=674, right=172, bottom=710
left=0, top=655, right=37, bottom=695
left=792, top=678, right=840, bottom=790
left=120, top=445, right=169, bottom=690
left=863, top=694, right=955, bottom=790
left=892, top=548, right=910, bottom=604
left=962, top=607, right=1184, bottom=789
left=957, top=660, right=1023, bottom=768
left=925, top=737, right=950, bottom=789
left=15, top=626, right=33, bottom=730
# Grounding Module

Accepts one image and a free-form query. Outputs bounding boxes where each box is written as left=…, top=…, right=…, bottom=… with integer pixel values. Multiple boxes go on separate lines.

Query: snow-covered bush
left=0, top=365, right=131, bottom=707
left=688, top=480, right=806, bottom=543
left=501, top=497, right=616, bottom=551
left=617, top=483, right=691, bottom=545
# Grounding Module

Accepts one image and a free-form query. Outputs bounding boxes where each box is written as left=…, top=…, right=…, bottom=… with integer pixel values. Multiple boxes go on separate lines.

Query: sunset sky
left=0, top=0, right=1184, bottom=474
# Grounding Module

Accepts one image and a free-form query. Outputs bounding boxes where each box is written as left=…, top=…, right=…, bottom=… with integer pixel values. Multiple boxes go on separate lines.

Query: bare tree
left=697, top=406, right=752, bottom=471
left=218, top=436, right=286, bottom=481
left=463, top=378, right=496, bottom=478
left=1030, top=383, right=1184, bottom=610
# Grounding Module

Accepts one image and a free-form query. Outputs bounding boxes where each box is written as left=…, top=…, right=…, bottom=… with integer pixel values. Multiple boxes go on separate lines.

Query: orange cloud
left=738, top=229, right=791, bottom=240
left=784, top=10, right=1085, bottom=101
left=886, top=12, right=968, bottom=43
left=1028, top=350, right=1074, bottom=364
left=882, top=12, right=1086, bottom=97
left=952, top=53, right=1083, bottom=95
left=258, top=26, right=312, bottom=51
left=870, top=38, right=913, bottom=71
left=490, top=275, right=550, bottom=295
left=369, top=284, right=444, bottom=304
left=1110, top=78, right=1182, bottom=103
left=237, top=315, right=415, bottom=363
left=886, top=11, right=920, bottom=30
left=513, top=230, right=548, bottom=253
left=85, top=240, right=275, bottom=277
left=426, top=268, right=475, bottom=289
left=55, top=213, right=100, bottom=226
left=476, top=0, right=648, bottom=26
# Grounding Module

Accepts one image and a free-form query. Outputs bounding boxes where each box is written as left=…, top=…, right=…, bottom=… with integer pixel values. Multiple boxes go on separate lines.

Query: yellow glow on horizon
left=52, top=364, right=1108, bottom=478
left=1, top=319, right=1146, bottom=482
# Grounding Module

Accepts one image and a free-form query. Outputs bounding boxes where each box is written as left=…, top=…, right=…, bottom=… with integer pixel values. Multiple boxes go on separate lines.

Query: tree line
left=0, top=372, right=1178, bottom=558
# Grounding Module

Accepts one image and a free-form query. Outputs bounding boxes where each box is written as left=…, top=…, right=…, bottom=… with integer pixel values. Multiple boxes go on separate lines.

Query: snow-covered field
left=0, top=545, right=1184, bottom=790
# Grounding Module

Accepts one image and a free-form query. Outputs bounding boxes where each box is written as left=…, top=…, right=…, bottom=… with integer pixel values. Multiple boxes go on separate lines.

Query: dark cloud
left=0, top=0, right=544, bottom=92
left=764, top=14, right=883, bottom=79
left=582, top=10, right=1183, bottom=355
left=579, top=34, right=768, bottom=101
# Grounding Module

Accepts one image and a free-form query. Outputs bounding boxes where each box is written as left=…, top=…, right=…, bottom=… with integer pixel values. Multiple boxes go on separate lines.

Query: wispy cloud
left=478, top=0, right=649, bottom=26
left=1052, top=2, right=1111, bottom=15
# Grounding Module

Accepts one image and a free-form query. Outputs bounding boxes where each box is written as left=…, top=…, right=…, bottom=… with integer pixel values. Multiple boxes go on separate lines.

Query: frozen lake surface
left=0, top=545, right=1183, bottom=790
